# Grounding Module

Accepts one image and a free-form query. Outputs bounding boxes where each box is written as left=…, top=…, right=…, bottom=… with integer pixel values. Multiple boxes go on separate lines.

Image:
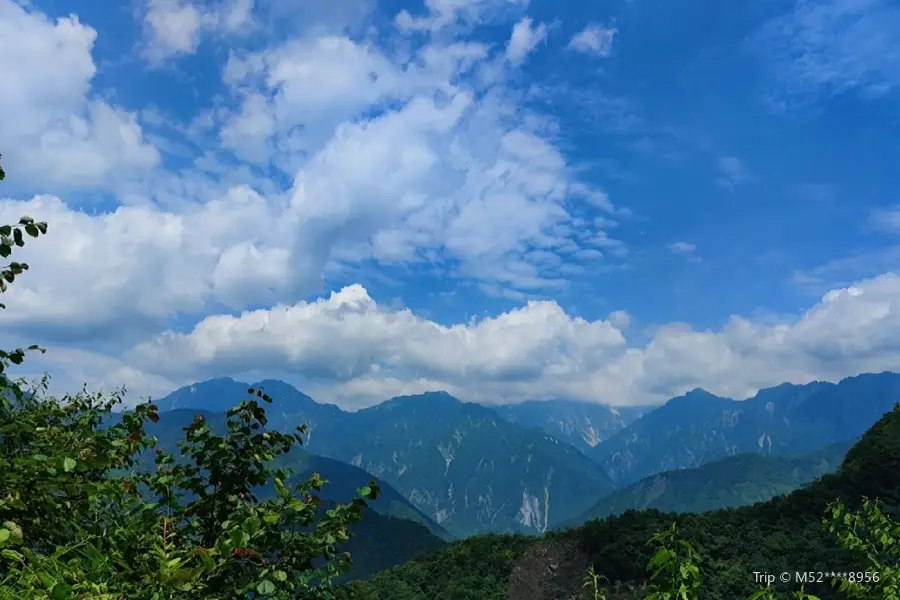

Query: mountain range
left=494, top=399, right=650, bottom=455
left=590, top=371, right=900, bottom=486
left=155, top=381, right=616, bottom=538
left=148, top=371, right=900, bottom=547
left=346, top=402, right=900, bottom=599
left=142, top=407, right=450, bottom=540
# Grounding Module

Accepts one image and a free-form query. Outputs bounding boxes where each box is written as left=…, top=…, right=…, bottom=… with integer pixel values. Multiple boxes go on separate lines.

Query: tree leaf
left=256, top=579, right=276, bottom=595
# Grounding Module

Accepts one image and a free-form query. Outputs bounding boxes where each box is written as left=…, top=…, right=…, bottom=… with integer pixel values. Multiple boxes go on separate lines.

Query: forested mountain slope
left=567, top=438, right=854, bottom=526
left=341, top=403, right=900, bottom=600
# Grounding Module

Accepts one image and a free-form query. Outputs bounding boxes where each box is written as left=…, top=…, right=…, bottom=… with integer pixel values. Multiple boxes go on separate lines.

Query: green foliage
left=642, top=523, right=701, bottom=600
left=343, top=534, right=533, bottom=600
left=823, top=498, right=898, bottom=598
left=636, top=499, right=899, bottom=600
left=583, top=566, right=608, bottom=600
left=0, top=381, right=385, bottom=600
left=0, top=165, right=381, bottom=599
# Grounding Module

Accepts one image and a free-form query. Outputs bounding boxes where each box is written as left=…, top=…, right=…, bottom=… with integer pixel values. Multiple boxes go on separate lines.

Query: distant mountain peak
left=666, top=388, right=730, bottom=407
left=155, top=377, right=341, bottom=414
left=685, top=387, right=717, bottom=397
left=418, top=391, right=457, bottom=400
left=382, top=390, right=461, bottom=407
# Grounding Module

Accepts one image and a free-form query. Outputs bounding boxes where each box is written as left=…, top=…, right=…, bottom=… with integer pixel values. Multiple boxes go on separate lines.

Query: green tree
left=823, top=498, right=898, bottom=599
left=637, top=497, right=900, bottom=600
left=0, top=158, right=379, bottom=599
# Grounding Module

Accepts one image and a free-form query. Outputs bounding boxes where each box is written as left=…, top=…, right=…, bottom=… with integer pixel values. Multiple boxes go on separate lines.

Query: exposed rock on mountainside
left=590, top=372, right=900, bottom=485
left=153, top=384, right=617, bottom=538
left=495, top=399, right=650, bottom=455
left=342, top=402, right=900, bottom=600
left=141, top=407, right=451, bottom=540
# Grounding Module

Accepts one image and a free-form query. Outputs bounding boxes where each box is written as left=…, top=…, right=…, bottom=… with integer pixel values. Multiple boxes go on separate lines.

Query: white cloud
left=567, top=24, right=617, bottom=57
left=669, top=241, right=695, bottom=255
left=0, top=0, right=624, bottom=350
left=506, top=17, right=547, bottom=65
left=143, top=0, right=204, bottom=60
left=869, top=205, right=900, bottom=232
left=756, top=0, right=900, bottom=99
left=0, top=0, right=159, bottom=191
left=396, top=0, right=528, bottom=33
left=141, top=0, right=256, bottom=65
left=791, top=245, right=900, bottom=294
left=607, top=310, right=630, bottom=330
left=0, top=188, right=290, bottom=340
left=716, top=155, right=749, bottom=188
left=214, top=31, right=621, bottom=293
left=219, top=0, right=254, bottom=32
left=126, top=284, right=628, bottom=384
left=7, top=0, right=898, bottom=415
left=103, top=273, right=900, bottom=408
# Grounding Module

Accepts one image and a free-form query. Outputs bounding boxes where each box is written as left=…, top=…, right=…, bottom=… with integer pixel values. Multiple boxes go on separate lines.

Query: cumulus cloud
left=126, top=284, right=627, bottom=384
left=0, top=188, right=292, bottom=341
left=214, top=27, right=623, bottom=293
left=0, top=0, right=159, bottom=191
left=0, top=0, right=624, bottom=349
left=141, top=0, right=255, bottom=65
left=4, top=0, right=898, bottom=415
left=112, top=273, right=900, bottom=408
left=506, top=17, right=547, bottom=65
left=567, top=24, right=617, bottom=57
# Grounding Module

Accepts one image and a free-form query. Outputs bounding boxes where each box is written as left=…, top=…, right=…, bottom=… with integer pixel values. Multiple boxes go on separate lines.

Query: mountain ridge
left=565, top=437, right=856, bottom=526
left=140, top=407, right=452, bottom=541
left=151, top=383, right=617, bottom=538
left=342, top=403, right=900, bottom=600
left=149, top=371, right=900, bottom=539
left=590, top=371, right=900, bottom=485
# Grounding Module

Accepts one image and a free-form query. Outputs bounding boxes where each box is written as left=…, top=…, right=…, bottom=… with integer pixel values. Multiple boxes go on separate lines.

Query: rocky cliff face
left=495, top=399, right=650, bottom=455
left=328, top=393, right=617, bottom=538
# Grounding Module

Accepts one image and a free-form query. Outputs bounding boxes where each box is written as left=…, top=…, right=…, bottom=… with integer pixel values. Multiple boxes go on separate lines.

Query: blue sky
left=1, top=0, right=899, bottom=409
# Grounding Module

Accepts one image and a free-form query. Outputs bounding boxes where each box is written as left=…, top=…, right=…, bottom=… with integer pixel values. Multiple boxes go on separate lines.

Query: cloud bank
left=1, top=0, right=898, bottom=410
